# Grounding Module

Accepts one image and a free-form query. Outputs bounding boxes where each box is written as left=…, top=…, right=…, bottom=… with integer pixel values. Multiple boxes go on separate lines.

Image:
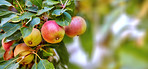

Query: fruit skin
left=14, top=43, right=31, bottom=57
left=24, top=28, right=42, bottom=46
left=65, top=16, right=87, bottom=37
left=2, top=38, right=14, bottom=51
left=41, top=20, right=65, bottom=43
left=3, top=48, right=14, bottom=61
left=17, top=51, right=34, bottom=64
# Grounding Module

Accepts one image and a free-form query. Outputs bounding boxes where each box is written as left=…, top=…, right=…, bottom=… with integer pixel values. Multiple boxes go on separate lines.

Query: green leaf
left=25, top=7, right=38, bottom=12
left=25, top=0, right=32, bottom=7
left=79, top=20, right=93, bottom=59
left=42, top=48, right=53, bottom=57
left=5, top=30, right=22, bottom=42
left=0, top=11, right=12, bottom=16
left=19, top=12, right=35, bottom=20
left=55, top=12, right=71, bottom=26
left=0, top=0, right=12, bottom=6
left=0, top=23, right=21, bottom=40
left=43, top=0, right=59, bottom=6
left=21, top=17, right=40, bottom=38
left=52, top=9, right=66, bottom=16
left=32, top=63, right=38, bottom=69
left=55, top=41, right=69, bottom=65
left=1, top=14, right=17, bottom=26
left=10, top=16, right=21, bottom=23
left=37, top=7, right=54, bottom=15
left=37, top=59, right=54, bottom=69
left=30, top=0, right=42, bottom=9
left=6, top=63, right=19, bottom=69
left=63, top=35, right=73, bottom=44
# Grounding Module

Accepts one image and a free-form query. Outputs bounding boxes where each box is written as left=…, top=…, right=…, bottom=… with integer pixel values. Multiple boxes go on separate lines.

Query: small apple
left=2, top=38, right=14, bottom=51
left=14, top=43, right=31, bottom=57
left=23, top=28, right=42, bottom=46
left=17, top=51, right=34, bottom=64
left=41, top=20, right=65, bottom=43
left=65, top=16, right=87, bottom=37
left=3, top=48, right=14, bottom=61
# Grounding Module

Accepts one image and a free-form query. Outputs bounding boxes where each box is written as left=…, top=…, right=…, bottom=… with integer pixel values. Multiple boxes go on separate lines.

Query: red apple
left=2, top=38, right=14, bottom=51
left=3, top=47, right=14, bottom=61
left=41, top=20, right=65, bottom=43
left=65, top=16, right=87, bottom=37
left=14, top=43, right=31, bottom=57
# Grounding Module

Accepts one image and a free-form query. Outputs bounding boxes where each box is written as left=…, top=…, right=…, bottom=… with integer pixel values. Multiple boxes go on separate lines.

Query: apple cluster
left=2, top=16, right=86, bottom=64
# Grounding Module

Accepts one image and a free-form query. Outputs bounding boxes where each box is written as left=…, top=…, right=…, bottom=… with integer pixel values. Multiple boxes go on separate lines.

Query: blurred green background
left=65, top=0, right=148, bottom=69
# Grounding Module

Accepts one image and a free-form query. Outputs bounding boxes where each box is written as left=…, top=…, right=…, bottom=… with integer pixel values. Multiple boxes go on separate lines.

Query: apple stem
left=33, top=52, right=42, bottom=60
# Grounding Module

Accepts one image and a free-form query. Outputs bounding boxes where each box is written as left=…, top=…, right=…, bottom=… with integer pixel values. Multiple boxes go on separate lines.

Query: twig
left=33, top=52, right=42, bottom=60
left=60, top=0, right=63, bottom=5
left=16, top=0, right=24, bottom=13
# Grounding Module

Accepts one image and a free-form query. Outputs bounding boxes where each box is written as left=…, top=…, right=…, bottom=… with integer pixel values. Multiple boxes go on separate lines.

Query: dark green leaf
left=21, top=17, right=40, bottom=38
left=19, top=12, right=35, bottom=20
left=63, top=35, right=73, bottom=44
left=30, top=0, right=42, bottom=9
left=0, top=23, right=21, bottom=40
left=0, top=11, right=12, bottom=16
left=55, top=41, right=69, bottom=65
left=5, top=30, right=22, bottom=42
left=52, top=9, right=66, bottom=16
left=1, top=14, right=17, bottom=26
left=0, top=0, right=12, bottom=6
left=37, top=59, right=54, bottom=69
left=37, top=7, right=54, bottom=15
left=55, top=12, right=71, bottom=26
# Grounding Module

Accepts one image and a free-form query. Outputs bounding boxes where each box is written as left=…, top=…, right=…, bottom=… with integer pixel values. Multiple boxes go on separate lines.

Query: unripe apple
left=17, top=51, right=34, bottom=64
left=3, top=48, right=14, bottom=61
left=65, top=16, right=87, bottom=37
left=41, top=20, right=65, bottom=43
left=14, top=43, right=31, bottom=57
left=24, top=28, right=42, bottom=46
left=2, top=38, right=14, bottom=51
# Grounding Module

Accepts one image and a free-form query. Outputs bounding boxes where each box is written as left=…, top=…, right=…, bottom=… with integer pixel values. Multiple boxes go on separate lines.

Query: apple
left=65, top=16, right=87, bottom=37
left=41, top=20, right=65, bottom=43
left=17, top=51, right=34, bottom=64
left=14, top=43, right=31, bottom=57
left=3, top=48, right=14, bottom=61
left=2, top=38, right=14, bottom=51
left=24, top=28, right=42, bottom=46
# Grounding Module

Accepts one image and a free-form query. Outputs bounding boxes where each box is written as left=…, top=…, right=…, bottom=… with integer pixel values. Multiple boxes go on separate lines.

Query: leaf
left=7, top=63, right=19, bottom=69
left=25, top=7, right=38, bottom=13
left=0, top=23, right=21, bottom=40
left=0, top=11, right=12, bottom=16
left=37, top=59, right=54, bottom=69
left=55, top=12, right=71, bottom=26
left=30, top=0, right=42, bottom=9
left=55, top=41, right=69, bottom=65
left=0, top=0, right=12, bottom=6
left=10, top=16, right=21, bottom=23
left=21, top=17, right=40, bottom=38
left=5, top=30, right=22, bottom=42
left=19, top=12, right=35, bottom=20
left=63, top=35, right=73, bottom=44
left=32, top=63, right=38, bottom=69
left=25, top=0, right=32, bottom=7
left=37, top=7, right=54, bottom=15
left=52, top=9, right=66, bottom=16
left=1, top=14, right=17, bottom=26
left=43, top=0, right=59, bottom=6
left=79, top=20, right=93, bottom=59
